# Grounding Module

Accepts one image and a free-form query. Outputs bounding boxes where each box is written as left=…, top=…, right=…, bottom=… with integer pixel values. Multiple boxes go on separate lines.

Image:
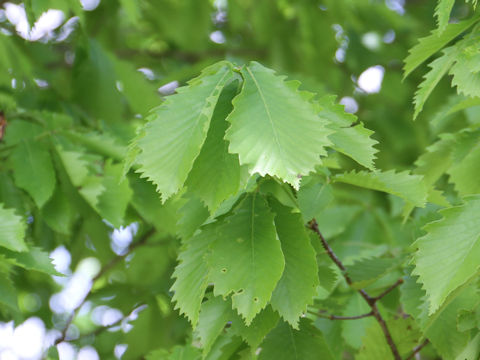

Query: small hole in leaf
left=253, top=297, right=259, bottom=302
left=221, top=268, right=227, bottom=273
left=237, top=289, right=244, bottom=294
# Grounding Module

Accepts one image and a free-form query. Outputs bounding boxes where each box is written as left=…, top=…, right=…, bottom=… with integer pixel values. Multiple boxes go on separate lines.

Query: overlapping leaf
left=334, top=170, right=428, bottom=208
left=135, top=61, right=234, bottom=201
left=317, top=95, right=378, bottom=169
left=412, top=195, right=480, bottom=314
left=404, top=16, right=480, bottom=78
left=226, top=61, right=332, bottom=188
left=210, top=193, right=285, bottom=324
left=185, top=83, right=243, bottom=211
left=269, top=201, right=319, bottom=328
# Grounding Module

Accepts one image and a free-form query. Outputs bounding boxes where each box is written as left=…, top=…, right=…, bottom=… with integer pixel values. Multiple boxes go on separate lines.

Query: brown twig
left=54, top=228, right=156, bottom=345
left=308, top=310, right=374, bottom=320
left=308, top=219, right=402, bottom=360
left=405, top=339, right=429, bottom=360
left=372, top=278, right=404, bottom=302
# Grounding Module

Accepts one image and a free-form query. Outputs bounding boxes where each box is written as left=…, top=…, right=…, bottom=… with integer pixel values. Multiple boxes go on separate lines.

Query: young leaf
left=412, top=195, right=480, bottom=314
left=413, top=47, right=456, bottom=119
left=134, top=61, right=234, bottom=201
left=185, top=82, right=243, bottom=211
left=269, top=200, right=319, bottom=328
left=11, top=140, right=56, bottom=208
left=334, top=170, right=428, bottom=208
left=209, top=193, right=285, bottom=324
left=225, top=61, right=332, bottom=189
left=0, top=204, right=27, bottom=252
left=258, top=319, right=334, bottom=360
left=404, top=15, right=479, bottom=78
left=317, top=95, right=378, bottom=169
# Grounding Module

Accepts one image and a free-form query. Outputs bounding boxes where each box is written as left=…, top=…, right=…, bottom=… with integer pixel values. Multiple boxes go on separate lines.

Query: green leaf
left=412, top=195, right=480, bottom=314
left=42, top=186, right=76, bottom=235
left=176, top=195, right=210, bottom=239
left=447, top=130, right=480, bottom=195
left=229, top=306, right=280, bottom=350
left=318, top=95, right=378, bottom=169
left=135, top=61, right=234, bottom=201
left=423, top=286, right=477, bottom=359
left=0, top=204, right=27, bottom=252
left=341, top=293, right=375, bottom=349
left=258, top=319, right=334, bottom=360
left=170, top=224, right=215, bottom=327
left=0, top=275, right=18, bottom=312
left=96, top=161, right=133, bottom=227
left=413, top=47, right=456, bottom=119
left=356, top=318, right=421, bottom=360
left=297, top=175, right=333, bottom=223
left=348, top=256, right=401, bottom=289
left=185, top=82, right=243, bottom=211
left=196, top=296, right=236, bottom=355
left=334, top=170, right=428, bottom=208
left=435, top=0, right=455, bottom=33
left=225, top=61, right=332, bottom=188
left=11, top=140, right=56, bottom=208
left=56, top=148, right=89, bottom=187
left=404, top=15, right=479, bottom=78
left=450, top=42, right=480, bottom=98
left=269, top=200, right=319, bottom=328
left=209, top=193, right=285, bottom=324
left=1, top=247, right=61, bottom=276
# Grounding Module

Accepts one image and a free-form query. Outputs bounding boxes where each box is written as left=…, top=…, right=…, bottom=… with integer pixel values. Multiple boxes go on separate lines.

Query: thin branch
left=308, top=219, right=402, bottom=360
left=308, top=309, right=373, bottom=320
left=372, top=278, right=404, bottom=301
left=405, top=339, right=429, bottom=360
left=54, top=228, right=156, bottom=345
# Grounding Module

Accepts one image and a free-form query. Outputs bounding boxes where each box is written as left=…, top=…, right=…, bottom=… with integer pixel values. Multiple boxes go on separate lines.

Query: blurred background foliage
left=0, top=0, right=477, bottom=359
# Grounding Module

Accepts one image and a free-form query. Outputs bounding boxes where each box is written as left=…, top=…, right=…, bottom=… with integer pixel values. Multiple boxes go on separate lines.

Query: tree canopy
left=1, top=0, right=480, bottom=359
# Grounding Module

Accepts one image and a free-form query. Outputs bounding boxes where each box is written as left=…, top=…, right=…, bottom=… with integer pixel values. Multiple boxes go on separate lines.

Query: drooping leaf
left=185, top=82, right=243, bottom=211
left=225, top=61, right=332, bottom=188
left=404, top=16, right=479, bottom=78
left=317, top=95, right=378, bottom=169
left=334, top=170, right=428, bottom=208
left=209, top=193, right=285, bottom=324
left=258, top=319, right=334, bottom=360
left=0, top=204, right=27, bottom=252
left=135, top=61, right=234, bottom=201
left=412, top=195, right=480, bottom=314
left=11, top=140, right=56, bottom=208
left=269, top=200, right=319, bottom=328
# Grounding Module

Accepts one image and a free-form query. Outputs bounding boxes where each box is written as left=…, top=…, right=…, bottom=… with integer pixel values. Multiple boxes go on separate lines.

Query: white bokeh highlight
left=358, top=65, right=385, bottom=94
